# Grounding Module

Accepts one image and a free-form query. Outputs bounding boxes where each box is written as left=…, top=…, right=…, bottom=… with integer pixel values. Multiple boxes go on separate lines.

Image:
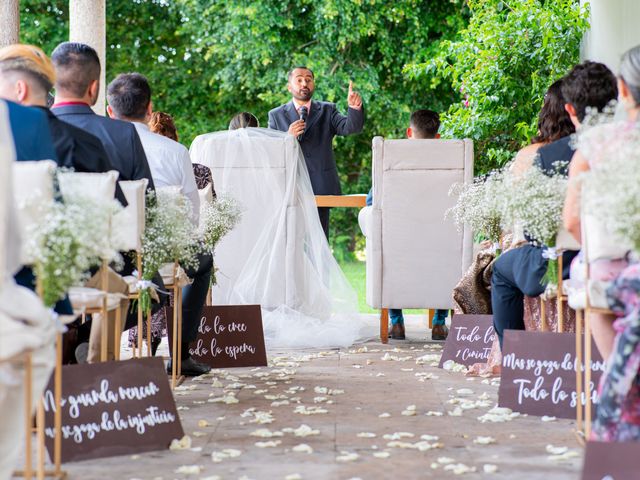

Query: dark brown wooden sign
left=42, top=357, right=183, bottom=463
left=185, top=305, right=267, bottom=369
left=581, top=441, right=640, bottom=480
left=438, top=314, right=495, bottom=368
left=499, top=330, right=604, bottom=419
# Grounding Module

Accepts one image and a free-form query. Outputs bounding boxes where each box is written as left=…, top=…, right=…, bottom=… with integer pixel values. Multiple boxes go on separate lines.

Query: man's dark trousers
left=180, top=252, right=214, bottom=356
left=491, top=245, right=577, bottom=348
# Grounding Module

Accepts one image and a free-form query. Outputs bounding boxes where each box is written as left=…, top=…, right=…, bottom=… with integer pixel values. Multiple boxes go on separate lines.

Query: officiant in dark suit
left=268, top=67, right=365, bottom=237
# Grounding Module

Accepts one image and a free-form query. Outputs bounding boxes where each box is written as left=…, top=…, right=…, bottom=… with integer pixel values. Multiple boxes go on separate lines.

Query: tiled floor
left=58, top=316, right=584, bottom=480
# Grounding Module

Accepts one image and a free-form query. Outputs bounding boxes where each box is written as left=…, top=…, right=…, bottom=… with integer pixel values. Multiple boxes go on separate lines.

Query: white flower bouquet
left=199, top=195, right=242, bottom=286
left=580, top=121, right=640, bottom=254
left=138, top=189, right=203, bottom=314
left=499, top=163, right=569, bottom=286
left=26, top=196, right=123, bottom=308
left=447, top=170, right=505, bottom=254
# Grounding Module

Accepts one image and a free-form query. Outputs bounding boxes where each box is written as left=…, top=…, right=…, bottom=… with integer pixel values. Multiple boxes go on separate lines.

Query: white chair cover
left=113, top=179, right=148, bottom=252
left=57, top=170, right=119, bottom=203
left=12, top=160, right=57, bottom=265
left=359, top=136, right=474, bottom=310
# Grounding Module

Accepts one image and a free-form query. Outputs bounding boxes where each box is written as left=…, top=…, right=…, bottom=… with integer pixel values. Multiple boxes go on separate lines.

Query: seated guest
left=366, top=109, right=449, bottom=341
left=491, top=61, right=618, bottom=349
left=51, top=42, right=158, bottom=363
left=563, top=47, right=640, bottom=361
left=50, top=42, right=154, bottom=188
left=149, top=111, right=179, bottom=141
left=0, top=44, right=125, bottom=204
left=509, top=79, right=575, bottom=176
left=229, top=112, right=259, bottom=130
left=107, top=72, right=212, bottom=377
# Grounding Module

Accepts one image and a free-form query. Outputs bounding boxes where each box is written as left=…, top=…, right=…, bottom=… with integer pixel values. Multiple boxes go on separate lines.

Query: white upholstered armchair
left=359, top=136, right=474, bottom=342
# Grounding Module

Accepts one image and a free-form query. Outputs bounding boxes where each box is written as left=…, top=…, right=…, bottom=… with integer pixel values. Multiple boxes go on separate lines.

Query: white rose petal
left=373, top=451, right=390, bottom=459
left=541, top=416, right=557, bottom=422
left=378, top=412, right=391, bottom=418
left=174, top=465, right=201, bottom=474
left=473, top=436, right=496, bottom=445
left=546, top=445, right=569, bottom=455
left=169, top=435, right=192, bottom=450
left=292, top=443, right=313, bottom=454
left=336, top=452, right=359, bottom=462
left=483, top=464, right=498, bottom=474
left=255, top=440, right=281, bottom=448
left=357, top=432, right=376, bottom=438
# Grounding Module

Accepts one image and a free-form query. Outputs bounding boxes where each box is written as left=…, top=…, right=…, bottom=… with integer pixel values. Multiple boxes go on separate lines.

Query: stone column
left=581, top=0, right=640, bottom=74
left=69, top=0, right=106, bottom=115
left=0, top=0, right=20, bottom=47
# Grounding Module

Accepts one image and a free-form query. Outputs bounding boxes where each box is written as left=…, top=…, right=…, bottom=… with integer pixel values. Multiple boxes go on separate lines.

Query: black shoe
left=167, top=357, right=212, bottom=377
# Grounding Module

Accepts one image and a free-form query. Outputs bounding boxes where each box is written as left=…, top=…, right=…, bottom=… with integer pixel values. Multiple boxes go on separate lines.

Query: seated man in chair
left=366, top=109, right=449, bottom=341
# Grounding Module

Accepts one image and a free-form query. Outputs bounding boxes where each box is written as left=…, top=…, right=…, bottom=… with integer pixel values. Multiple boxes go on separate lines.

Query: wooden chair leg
left=36, top=401, right=46, bottom=480
left=146, top=312, right=152, bottom=356
left=575, top=309, right=583, bottom=434
left=428, top=309, right=434, bottom=330
left=585, top=308, right=593, bottom=438
left=380, top=308, right=389, bottom=344
left=114, top=304, right=122, bottom=361
left=24, top=354, right=33, bottom=480
left=540, top=298, right=547, bottom=332
left=177, top=286, right=183, bottom=376
left=136, top=298, right=143, bottom=358
left=558, top=254, right=564, bottom=333
left=171, top=286, right=179, bottom=389
left=54, top=333, right=64, bottom=477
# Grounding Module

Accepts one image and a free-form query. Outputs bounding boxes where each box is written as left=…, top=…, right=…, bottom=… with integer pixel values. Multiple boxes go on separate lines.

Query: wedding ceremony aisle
left=57, top=317, right=582, bottom=480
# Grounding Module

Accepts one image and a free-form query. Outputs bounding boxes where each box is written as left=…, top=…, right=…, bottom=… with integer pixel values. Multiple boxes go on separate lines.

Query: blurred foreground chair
left=58, top=170, right=125, bottom=363
left=115, top=179, right=149, bottom=358
left=358, top=137, right=474, bottom=343
left=567, top=186, right=631, bottom=440
left=2, top=104, right=57, bottom=478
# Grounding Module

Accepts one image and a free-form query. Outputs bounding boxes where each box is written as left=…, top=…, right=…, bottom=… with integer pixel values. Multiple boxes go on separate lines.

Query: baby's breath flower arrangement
left=499, top=163, right=568, bottom=286
left=199, top=195, right=242, bottom=286
left=447, top=170, right=505, bottom=254
left=580, top=120, right=640, bottom=254
left=138, top=189, right=203, bottom=314
left=26, top=197, right=123, bottom=308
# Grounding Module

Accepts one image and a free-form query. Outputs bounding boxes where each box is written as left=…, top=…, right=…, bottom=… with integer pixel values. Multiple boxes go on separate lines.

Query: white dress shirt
left=133, top=122, right=200, bottom=224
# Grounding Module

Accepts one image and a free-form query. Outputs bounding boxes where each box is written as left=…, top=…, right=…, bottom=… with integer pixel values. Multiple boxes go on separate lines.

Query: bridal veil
left=190, top=127, right=371, bottom=348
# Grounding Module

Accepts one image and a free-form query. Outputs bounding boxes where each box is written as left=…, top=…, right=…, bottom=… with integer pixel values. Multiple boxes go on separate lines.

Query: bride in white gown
left=190, top=126, right=373, bottom=349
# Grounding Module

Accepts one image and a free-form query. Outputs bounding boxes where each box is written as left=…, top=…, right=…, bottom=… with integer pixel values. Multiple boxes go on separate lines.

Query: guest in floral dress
left=593, top=262, right=640, bottom=441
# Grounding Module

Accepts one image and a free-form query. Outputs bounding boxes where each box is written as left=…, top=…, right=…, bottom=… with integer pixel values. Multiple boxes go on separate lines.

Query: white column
left=69, top=0, right=106, bottom=115
left=0, top=0, right=20, bottom=47
left=581, top=0, right=640, bottom=74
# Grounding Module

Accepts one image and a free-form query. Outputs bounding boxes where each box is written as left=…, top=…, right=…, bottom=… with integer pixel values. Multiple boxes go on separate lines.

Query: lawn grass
left=339, top=260, right=425, bottom=315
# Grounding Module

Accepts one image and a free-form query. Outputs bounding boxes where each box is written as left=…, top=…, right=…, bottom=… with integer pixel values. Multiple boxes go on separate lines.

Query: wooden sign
left=498, top=330, right=605, bottom=419
left=43, top=357, right=183, bottom=463
left=182, top=305, right=267, bottom=369
left=581, top=441, right=640, bottom=480
left=438, top=314, right=495, bottom=368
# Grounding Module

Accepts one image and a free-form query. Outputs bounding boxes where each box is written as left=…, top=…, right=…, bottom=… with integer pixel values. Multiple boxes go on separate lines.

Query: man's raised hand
left=347, top=80, right=362, bottom=109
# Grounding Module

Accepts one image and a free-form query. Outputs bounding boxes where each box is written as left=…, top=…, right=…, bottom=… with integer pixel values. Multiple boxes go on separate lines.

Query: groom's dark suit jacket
left=268, top=101, right=365, bottom=195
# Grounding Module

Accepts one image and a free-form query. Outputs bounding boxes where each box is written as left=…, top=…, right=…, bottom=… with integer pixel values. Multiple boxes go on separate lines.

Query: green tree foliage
left=405, top=0, right=590, bottom=173
left=20, top=0, right=468, bottom=259
left=19, top=0, right=588, bottom=258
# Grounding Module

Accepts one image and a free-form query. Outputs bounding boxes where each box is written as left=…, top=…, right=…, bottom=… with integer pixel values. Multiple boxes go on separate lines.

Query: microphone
left=298, top=106, right=308, bottom=141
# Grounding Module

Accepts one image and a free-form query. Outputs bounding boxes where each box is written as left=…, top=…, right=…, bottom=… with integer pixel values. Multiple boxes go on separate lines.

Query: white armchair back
left=12, top=160, right=57, bottom=266
left=189, top=131, right=298, bottom=306
left=114, top=179, right=148, bottom=252
left=362, top=136, right=474, bottom=310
